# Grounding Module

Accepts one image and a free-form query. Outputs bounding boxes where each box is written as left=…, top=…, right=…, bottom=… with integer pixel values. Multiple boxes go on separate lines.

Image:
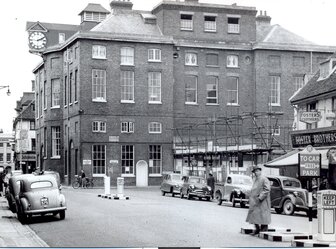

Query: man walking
left=207, top=173, right=215, bottom=199
left=246, top=165, right=271, bottom=235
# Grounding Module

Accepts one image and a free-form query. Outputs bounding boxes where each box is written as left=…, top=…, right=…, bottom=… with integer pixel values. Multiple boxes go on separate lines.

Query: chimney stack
left=256, top=10, right=271, bottom=26
left=185, top=0, right=199, bottom=3
left=110, top=0, right=133, bottom=13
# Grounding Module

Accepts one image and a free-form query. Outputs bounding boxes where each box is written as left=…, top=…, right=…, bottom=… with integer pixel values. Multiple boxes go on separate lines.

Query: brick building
left=26, top=0, right=336, bottom=185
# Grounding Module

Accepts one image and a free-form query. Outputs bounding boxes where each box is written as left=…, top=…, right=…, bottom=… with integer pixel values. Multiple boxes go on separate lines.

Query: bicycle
left=72, top=175, right=81, bottom=189
left=72, top=176, right=94, bottom=189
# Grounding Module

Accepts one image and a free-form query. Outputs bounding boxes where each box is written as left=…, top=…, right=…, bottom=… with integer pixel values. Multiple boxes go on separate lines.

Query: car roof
left=266, top=175, right=300, bottom=181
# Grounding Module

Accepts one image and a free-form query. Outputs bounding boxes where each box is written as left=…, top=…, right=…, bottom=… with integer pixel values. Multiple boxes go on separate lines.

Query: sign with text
left=299, top=111, right=322, bottom=124
left=291, top=129, right=336, bottom=148
left=298, top=145, right=321, bottom=178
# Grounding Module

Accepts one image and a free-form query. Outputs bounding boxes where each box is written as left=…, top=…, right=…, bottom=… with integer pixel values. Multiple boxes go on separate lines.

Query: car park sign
left=298, top=145, right=321, bottom=177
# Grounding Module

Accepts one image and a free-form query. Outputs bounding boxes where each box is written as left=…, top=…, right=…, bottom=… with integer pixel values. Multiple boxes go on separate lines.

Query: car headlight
left=207, top=186, right=212, bottom=191
left=293, top=191, right=298, bottom=197
left=189, top=185, right=195, bottom=189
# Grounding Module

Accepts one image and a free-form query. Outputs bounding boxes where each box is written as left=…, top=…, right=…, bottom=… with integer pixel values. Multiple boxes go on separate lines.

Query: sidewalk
left=0, top=195, right=49, bottom=247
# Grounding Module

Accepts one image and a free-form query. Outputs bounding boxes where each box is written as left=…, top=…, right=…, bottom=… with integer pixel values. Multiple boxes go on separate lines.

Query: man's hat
left=251, top=165, right=262, bottom=172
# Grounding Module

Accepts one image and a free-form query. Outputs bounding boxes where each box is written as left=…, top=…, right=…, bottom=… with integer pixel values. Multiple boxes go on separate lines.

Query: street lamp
left=0, top=85, right=11, bottom=96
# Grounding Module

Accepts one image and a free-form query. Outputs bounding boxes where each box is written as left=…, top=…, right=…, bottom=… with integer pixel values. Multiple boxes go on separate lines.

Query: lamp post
left=0, top=85, right=11, bottom=96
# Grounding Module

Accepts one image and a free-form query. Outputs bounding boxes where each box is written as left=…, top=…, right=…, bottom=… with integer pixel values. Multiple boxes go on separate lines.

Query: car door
left=268, top=177, right=282, bottom=207
left=223, top=176, right=233, bottom=201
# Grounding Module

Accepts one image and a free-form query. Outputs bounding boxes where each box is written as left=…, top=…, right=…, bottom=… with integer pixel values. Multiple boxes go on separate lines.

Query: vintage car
left=267, top=175, right=316, bottom=216
left=180, top=176, right=212, bottom=201
left=9, top=173, right=66, bottom=223
left=160, top=173, right=184, bottom=197
left=214, top=174, right=253, bottom=208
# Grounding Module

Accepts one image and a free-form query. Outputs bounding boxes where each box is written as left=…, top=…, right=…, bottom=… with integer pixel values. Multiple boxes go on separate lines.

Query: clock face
left=29, top=32, right=47, bottom=49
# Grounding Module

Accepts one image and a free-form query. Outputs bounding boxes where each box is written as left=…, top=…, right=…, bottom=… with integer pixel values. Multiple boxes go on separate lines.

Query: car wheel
left=17, top=209, right=27, bottom=224
left=240, top=201, right=246, bottom=208
left=275, top=208, right=282, bottom=214
left=161, top=190, right=165, bottom=196
left=283, top=199, right=295, bottom=215
left=206, top=197, right=211, bottom=201
left=215, top=192, right=223, bottom=205
left=231, top=195, right=236, bottom=207
left=59, top=210, right=65, bottom=220
left=187, top=191, right=192, bottom=200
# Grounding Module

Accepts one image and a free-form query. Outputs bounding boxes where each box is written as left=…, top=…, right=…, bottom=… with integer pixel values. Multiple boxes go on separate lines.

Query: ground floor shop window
left=92, top=145, right=106, bottom=175
left=149, top=145, right=162, bottom=174
left=121, top=145, right=134, bottom=175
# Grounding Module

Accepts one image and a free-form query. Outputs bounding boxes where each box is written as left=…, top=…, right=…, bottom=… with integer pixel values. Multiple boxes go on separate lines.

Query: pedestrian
left=246, top=165, right=271, bottom=235
left=80, top=169, right=86, bottom=188
left=207, top=173, right=215, bottom=199
left=319, top=177, right=329, bottom=190
left=3, top=166, right=13, bottom=193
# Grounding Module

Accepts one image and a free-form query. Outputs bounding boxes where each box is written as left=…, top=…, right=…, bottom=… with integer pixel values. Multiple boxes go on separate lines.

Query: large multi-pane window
left=227, top=77, right=239, bottom=105
left=121, top=122, right=134, bottom=133
left=92, top=45, right=106, bottom=59
left=206, top=76, right=218, bottom=104
left=92, top=121, right=106, bottom=133
left=51, top=126, right=61, bottom=157
left=121, top=71, right=134, bottom=102
left=64, top=75, right=67, bottom=106
left=228, top=16, right=240, bottom=33
left=227, top=55, right=239, bottom=68
left=44, top=127, right=47, bottom=158
left=185, top=75, right=197, bottom=104
left=6, top=153, right=11, bottom=163
left=69, top=72, right=73, bottom=104
left=120, top=47, right=134, bottom=65
left=74, top=70, right=78, bottom=102
left=185, top=52, right=197, bottom=66
left=43, top=81, right=47, bottom=110
left=180, top=13, right=193, bottom=30
left=204, top=15, right=216, bottom=32
left=148, top=122, right=162, bottom=134
left=294, top=76, right=304, bottom=91
left=30, top=121, right=35, bottom=130
left=270, top=75, right=281, bottom=106
left=51, top=79, right=60, bottom=107
left=92, top=69, right=106, bottom=101
left=149, top=145, right=162, bottom=175
left=121, top=145, right=134, bottom=175
left=148, top=49, right=161, bottom=62
left=0, top=154, right=3, bottom=162
left=148, top=72, right=161, bottom=103
left=92, top=145, right=106, bottom=175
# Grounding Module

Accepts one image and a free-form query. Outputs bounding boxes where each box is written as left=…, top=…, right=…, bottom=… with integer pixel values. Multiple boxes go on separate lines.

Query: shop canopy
left=265, top=149, right=329, bottom=169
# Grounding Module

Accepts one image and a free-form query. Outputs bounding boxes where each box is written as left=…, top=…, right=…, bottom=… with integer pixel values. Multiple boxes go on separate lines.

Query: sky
left=1, top=0, right=336, bottom=134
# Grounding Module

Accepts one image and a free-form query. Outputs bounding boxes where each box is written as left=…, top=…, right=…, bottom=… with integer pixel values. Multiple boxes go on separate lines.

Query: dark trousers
left=255, top=224, right=268, bottom=233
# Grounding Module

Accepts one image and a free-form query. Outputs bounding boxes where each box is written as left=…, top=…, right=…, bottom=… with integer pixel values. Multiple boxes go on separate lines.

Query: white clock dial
left=29, top=32, right=47, bottom=49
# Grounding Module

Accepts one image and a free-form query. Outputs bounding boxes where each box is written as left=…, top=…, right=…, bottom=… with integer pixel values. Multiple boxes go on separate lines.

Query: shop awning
left=265, top=149, right=329, bottom=169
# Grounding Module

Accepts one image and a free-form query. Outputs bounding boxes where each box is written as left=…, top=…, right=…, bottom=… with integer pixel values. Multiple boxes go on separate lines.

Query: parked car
left=160, top=173, right=184, bottom=197
left=267, top=175, right=316, bottom=216
left=180, top=176, right=212, bottom=201
left=33, top=170, right=61, bottom=188
left=10, top=173, right=66, bottom=223
left=214, top=174, right=253, bottom=208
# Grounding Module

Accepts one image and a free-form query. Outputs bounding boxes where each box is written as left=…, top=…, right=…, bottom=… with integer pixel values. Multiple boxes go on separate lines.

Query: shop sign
left=83, top=159, right=91, bottom=165
left=300, top=111, right=322, bottom=124
left=298, top=145, right=321, bottom=178
left=291, top=129, right=336, bottom=148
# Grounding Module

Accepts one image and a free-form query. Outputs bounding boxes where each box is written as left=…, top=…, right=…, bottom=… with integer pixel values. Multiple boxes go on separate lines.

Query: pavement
left=0, top=194, right=49, bottom=247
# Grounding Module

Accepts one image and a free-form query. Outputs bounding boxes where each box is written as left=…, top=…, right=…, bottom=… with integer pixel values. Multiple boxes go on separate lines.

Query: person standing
left=246, top=165, right=271, bottom=235
left=207, top=173, right=215, bottom=199
left=80, top=169, right=86, bottom=188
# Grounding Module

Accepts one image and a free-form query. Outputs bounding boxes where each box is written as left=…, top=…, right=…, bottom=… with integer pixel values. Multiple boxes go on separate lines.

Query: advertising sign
left=298, top=145, right=321, bottom=178
left=291, top=129, right=336, bottom=148
left=300, top=111, right=322, bottom=124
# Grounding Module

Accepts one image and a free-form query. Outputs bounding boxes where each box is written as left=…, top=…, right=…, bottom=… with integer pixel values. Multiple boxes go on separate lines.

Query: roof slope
left=91, top=11, right=163, bottom=37
left=78, top=3, right=110, bottom=15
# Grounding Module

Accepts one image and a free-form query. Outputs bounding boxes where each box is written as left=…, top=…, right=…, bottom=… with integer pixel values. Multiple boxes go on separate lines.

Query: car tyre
left=215, top=192, right=223, bottom=205
left=161, top=190, right=165, bottom=196
left=231, top=195, right=236, bottom=207
left=187, top=191, right=192, bottom=200
left=283, top=199, right=295, bottom=215
left=17, top=209, right=27, bottom=224
left=240, top=201, right=246, bottom=208
left=59, top=210, right=65, bottom=220
left=206, top=197, right=211, bottom=201
left=275, top=208, right=282, bottom=214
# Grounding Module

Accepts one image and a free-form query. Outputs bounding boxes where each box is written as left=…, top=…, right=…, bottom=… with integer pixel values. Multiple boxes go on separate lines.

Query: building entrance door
left=136, top=160, right=148, bottom=187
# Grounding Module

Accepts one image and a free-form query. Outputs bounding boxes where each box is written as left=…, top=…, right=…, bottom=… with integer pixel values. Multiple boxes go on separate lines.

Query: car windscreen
left=282, top=179, right=301, bottom=188
left=171, top=175, right=182, bottom=181
left=31, top=181, right=53, bottom=189
left=189, top=178, right=205, bottom=184
left=232, top=176, right=252, bottom=185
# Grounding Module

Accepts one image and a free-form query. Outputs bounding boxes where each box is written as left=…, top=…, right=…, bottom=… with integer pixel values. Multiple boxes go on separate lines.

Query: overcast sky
left=1, top=0, right=335, bottom=134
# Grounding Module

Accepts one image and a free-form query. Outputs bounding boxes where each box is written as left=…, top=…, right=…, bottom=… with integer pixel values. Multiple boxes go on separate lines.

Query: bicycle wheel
left=86, top=180, right=93, bottom=188
left=72, top=181, right=80, bottom=189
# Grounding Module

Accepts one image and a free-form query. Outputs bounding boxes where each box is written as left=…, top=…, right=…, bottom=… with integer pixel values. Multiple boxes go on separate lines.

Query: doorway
left=136, top=160, right=148, bottom=187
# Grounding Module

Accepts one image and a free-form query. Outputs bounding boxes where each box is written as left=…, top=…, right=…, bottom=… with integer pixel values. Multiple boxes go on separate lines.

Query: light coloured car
left=160, top=173, right=184, bottom=197
left=11, top=173, right=66, bottom=223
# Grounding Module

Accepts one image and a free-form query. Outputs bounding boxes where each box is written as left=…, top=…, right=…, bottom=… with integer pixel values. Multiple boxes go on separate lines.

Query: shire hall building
left=26, top=0, right=336, bottom=186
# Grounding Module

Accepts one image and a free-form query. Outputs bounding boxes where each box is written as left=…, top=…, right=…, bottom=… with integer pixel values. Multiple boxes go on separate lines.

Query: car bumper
left=25, top=207, right=67, bottom=214
left=190, top=191, right=211, bottom=198
left=233, top=197, right=249, bottom=203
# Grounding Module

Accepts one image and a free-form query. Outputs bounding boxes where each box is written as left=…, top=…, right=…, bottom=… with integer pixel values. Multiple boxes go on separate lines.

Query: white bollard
left=104, top=176, right=111, bottom=195
left=117, top=177, right=124, bottom=197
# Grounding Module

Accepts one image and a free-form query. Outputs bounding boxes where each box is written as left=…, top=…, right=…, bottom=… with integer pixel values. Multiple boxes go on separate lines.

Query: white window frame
left=92, top=69, right=106, bottom=102
left=59, top=33, right=65, bottom=44
left=148, top=72, right=161, bottom=103
left=148, top=49, right=161, bottom=62
left=294, top=76, right=304, bottom=91
left=51, top=126, right=61, bottom=158
left=270, top=75, right=281, bottom=106
left=92, top=121, right=106, bottom=133
left=121, top=122, right=134, bottom=133
left=227, top=16, right=240, bottom=34
left=120, top=71, right=134, bottom=103
left=180, top=13, right=193, bottom=31
left=92, top=45, right=106, bottom=59
left=272, top=125, right=281, bottom=136
left=227, top=77, right=239, bottom=105
left=149, top=122, right=162, bottom=134
left=92, top=145, right=106, bottom=176
left=121, top=145, right=135, bottom=176
left=185, top=52, right=197, bottom=66
left=149, top=145, right=162, bottom=176
left=120, top=47, right=134, bottom=65
left=51, top=78, right=60, bottom=108
left=227, top=55, right=239, bottom=68
left=206, top=76, right=218, bottom=105
left=185, top=75, right=197, bottom=104
left=204, top=15, right=217, bottom=32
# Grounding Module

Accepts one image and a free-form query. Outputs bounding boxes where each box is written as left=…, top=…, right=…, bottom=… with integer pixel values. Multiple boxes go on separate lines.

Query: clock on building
left=29, top=31, right=47, bottom=49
